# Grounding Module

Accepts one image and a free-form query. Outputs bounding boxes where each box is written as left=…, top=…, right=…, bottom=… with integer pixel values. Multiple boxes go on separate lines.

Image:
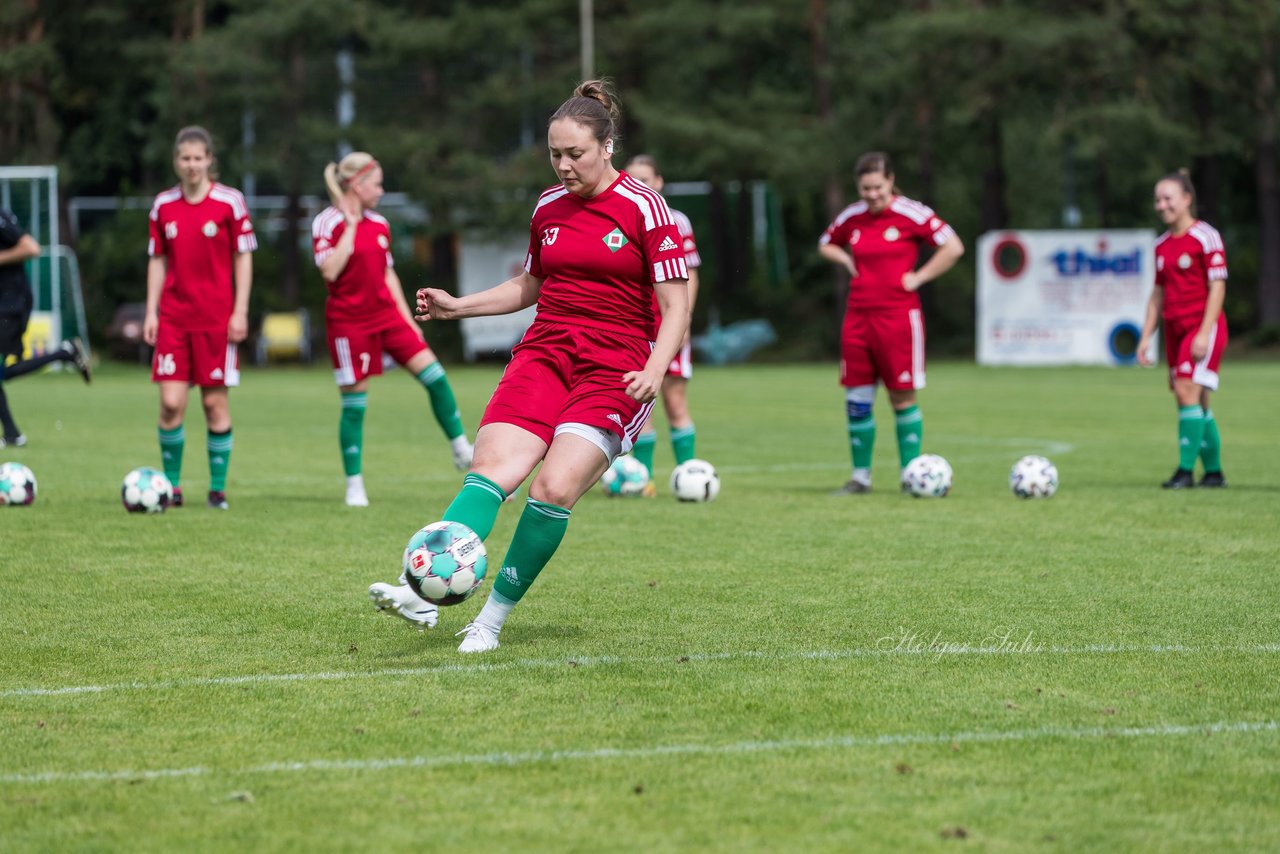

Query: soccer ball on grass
left=0, top=462, right=37, bottom=506
left=600, top=454, right=649, bottom=497
left=403, top=520, right=488, bottom=606
left=669, top=458, right=720, bottom=502
left=1009, top=455, right=1059, bottom=499
left=901, top=454, right=953, bottom=498
left=121, top=467, right=173, bottom=513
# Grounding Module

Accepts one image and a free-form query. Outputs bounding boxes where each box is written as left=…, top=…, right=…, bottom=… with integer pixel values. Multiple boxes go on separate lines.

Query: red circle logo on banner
left=991, top=236, right=1027, bottom=280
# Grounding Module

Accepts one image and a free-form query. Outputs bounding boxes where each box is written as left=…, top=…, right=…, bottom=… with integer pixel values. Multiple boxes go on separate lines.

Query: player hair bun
left=574, top=79, right=620, bottom=123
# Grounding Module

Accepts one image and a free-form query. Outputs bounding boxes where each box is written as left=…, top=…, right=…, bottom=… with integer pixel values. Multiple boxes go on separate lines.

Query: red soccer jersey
left=819, top=196, right=956, bottom=312
left=312, top=207, right=399, bottom=330
left=148, top=183, right=256, bottom=331
left=525, top=172, right=688, bottom=341
left=651, top=207, right=701, bottom=327
left=1154, top=221, right=1228, bottom=322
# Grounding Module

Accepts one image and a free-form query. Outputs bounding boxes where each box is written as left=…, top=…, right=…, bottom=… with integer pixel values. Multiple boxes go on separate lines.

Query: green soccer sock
left=416, top=362, right=465, bottom=441
left=442, top=473, right=507, bottom=540
left=671, top=424, right=697, bottom=465
left=158, top=425, right=184, bottom=488
left=895, top=404, right=923, bottom=469
left=207, top=428, right=233, bottom=492
left=1177, top=404, right=1205, bottom=471
left=492, top=498, right=571, bottom=604
left=848, top=414, right=875, bottom=471
left=1200, top=408, right=1222, bottom=473
left=633, top=431, right=657, bottom=476
left=340, top=391, right=367, bottom=477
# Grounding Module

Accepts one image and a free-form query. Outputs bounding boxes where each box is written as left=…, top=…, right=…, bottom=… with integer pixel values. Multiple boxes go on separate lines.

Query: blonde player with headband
left=313, top=152, right=473, bottom=508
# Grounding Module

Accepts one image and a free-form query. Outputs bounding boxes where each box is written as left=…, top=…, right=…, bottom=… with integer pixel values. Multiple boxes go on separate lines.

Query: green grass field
left=2, top=359, right=1278, bottom=851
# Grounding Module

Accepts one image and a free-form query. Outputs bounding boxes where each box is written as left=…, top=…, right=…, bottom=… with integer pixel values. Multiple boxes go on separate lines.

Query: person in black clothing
left=0, top=206, right=91, bottom=448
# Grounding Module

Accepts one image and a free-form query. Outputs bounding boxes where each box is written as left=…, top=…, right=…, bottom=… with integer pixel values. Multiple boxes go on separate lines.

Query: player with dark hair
left=0, top=206, right=90, bottom=448
left=314, top=151, right=473, bottom=506
left=368, top=79, right=690, bottom=652
left=623, top=154, right=702, bottom=492
left=818, top=151, right=964, bottom=494
left=1137, top=170, right=1229, bottom=489
left=145, top=125, right=255, bottom=509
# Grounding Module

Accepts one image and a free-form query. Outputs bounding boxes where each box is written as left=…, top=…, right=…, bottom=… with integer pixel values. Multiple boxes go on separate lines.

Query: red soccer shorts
left=151, top=323, right=239, bottom=387
left=840, top=307, right=925, bottom=390
left=482, top=320, right=655, bottom=452
left=666, top=340, right=692, bottom=380
left=1164, top=313, right=1226, bottom=391
left=328, top=316, right=428, bottom=386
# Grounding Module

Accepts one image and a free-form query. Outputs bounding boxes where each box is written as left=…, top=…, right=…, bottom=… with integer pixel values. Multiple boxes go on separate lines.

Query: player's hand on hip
left=227, top=311, right=249, bottom=343
left=1190, top=331, right=1209, bottom=361
left=622, top=368, right=662, bottom=403
left=1136, top=335, right=1154, bottom=367
left=901, top=271, right=922, bottom=292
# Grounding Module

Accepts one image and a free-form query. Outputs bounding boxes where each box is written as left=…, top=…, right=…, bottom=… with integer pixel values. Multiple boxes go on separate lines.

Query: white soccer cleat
left=455, top=621, right=500, bottom=653
left=368, top=582, right=438, bottom=629
left=452, top=439, right=475, bottom=472
left=345, top=482, right=369, bottom=507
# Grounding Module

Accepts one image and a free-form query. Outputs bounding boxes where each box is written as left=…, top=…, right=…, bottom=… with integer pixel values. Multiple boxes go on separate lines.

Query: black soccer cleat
left=1161, top=468, right=1195, bottom=490
left=208, top=490, right=229, bottom=510
left=66, top=338, right=92, bottom=384
left=1198, top=471, right=1227, bottom=488
left=170, top=486, right=184, bottom=507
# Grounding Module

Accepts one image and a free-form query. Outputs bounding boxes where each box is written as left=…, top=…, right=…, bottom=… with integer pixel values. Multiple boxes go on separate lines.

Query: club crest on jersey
left=202, top=221, right=219, bottom=238
left=1157, top=256, right=1165, bottom=271
left=603, top=228, right=629, bottom=252
left=883, top=226, right=901, bottom=242
left=1178, top=253, right=1192, bottom=269
left=542, top=227, right=559, bottom=246
left=165, top=222, right=179, bottom=240
left=849, top=228, right=861, bottom=245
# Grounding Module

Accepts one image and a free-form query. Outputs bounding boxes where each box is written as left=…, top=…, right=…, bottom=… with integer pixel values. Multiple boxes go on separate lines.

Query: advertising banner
left=976, top=229, right=1155, bottom=365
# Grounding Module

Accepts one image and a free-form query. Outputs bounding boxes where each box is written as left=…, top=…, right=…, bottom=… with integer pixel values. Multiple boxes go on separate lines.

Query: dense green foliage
left=1, top=361, right=1278, bottom=849
left=2, top=1, right=1278, bottom=354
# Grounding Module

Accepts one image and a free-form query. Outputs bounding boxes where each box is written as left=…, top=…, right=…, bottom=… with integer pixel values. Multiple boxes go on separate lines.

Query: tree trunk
left=809, top=0, right=847, bottom=324
left=979, top=110, right=1008, bottom=231
left=280, top=42, right=306, bottom=307
left=1256, top=29, right=1280, bottom=327
left=1191, top=80, right=1221, bottom=226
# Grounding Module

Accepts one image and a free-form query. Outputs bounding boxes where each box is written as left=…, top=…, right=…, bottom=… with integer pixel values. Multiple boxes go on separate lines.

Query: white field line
left=1, top=719, right=1274, bottom=785
left=4, top=642, right=1277, bottom=700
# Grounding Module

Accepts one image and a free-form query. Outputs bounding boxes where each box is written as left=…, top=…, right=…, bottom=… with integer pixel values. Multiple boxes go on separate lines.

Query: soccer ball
left=0, top=462, right=36, bottom=506
left=669, top=458, right=720, bottom=502
left=121, top=467, right=173, bottom=513
left=1009, top=455, right=1059, bottom=499
left=403, top=520, right=488, bottom=606
left=901, top=454, right=953, bottom=498
left=600, top=454, right=650, bottom=497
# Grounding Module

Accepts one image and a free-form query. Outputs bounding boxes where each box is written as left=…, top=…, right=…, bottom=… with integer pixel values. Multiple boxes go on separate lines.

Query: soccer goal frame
left=0, top=165, right=91, bottom=360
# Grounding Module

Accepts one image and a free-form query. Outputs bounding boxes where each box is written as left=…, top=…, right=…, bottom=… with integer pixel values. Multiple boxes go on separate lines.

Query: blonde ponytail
left=322, top=152, right=379, bottom=208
